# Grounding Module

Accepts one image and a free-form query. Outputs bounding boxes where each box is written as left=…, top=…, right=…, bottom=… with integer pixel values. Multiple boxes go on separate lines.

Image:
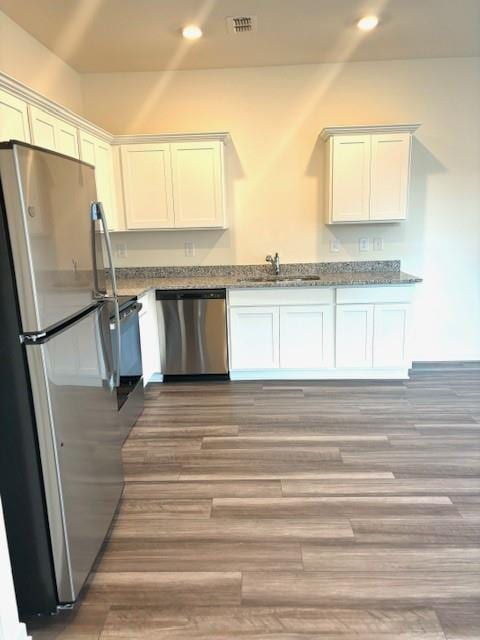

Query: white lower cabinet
left=335, top=304, right=374, bottom=368
left=373, top=303, right=410, bottom=368
left=280, top=305, right=334, bottom=369
left=138, top=291, right=161, bottom=385
left=229, top=286, right=414, bottom=379
left=229, top=306, right=280, bottom=370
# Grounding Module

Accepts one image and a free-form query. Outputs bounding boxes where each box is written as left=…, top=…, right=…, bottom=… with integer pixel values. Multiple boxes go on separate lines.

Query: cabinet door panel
left=79, top=132, right=118, bottom=230
left=29, top=105, right=57, bottom=152
left=230, top=306, right=279, bottom=370
left=336, top=304, right=374, bottom=368
left=373, top=304, right=410, bottom=368
left=370, top=133, right=410, bottom=221
left=171, top=141, right=225, bottom=228
left=138, top=291, right=160, bottom=385
left=280, top=305, right=334, bottom=369
left=0, top=89, right=30, bottom=142
left=331, top=135, right=370, bottom=222
left=55, top=120, right=79, bottom=158
left=121, top=144, right=174, bottom=229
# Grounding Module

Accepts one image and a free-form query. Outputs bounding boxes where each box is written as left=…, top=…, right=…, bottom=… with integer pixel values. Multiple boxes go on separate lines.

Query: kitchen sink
left=241, top=275, right=322, bottom=283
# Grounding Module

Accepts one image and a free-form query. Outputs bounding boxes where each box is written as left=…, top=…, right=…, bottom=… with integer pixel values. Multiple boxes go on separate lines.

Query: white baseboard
left=230, top=368, right=409, bottom=381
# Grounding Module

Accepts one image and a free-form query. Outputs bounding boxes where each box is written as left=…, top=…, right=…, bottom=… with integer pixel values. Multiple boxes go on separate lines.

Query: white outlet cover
left=373, top=237, right=384, bottom=251
left=359, top=238, right=370, bottom=252
left=184, top=241, right=195, bottom=257
left=330, top=239, right=340, bottom=253
left=115, top=243, right=127, bottom=258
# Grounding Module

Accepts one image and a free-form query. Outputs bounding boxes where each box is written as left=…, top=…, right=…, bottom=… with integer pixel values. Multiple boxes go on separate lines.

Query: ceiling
left=1, top=0, right=479, bottom=73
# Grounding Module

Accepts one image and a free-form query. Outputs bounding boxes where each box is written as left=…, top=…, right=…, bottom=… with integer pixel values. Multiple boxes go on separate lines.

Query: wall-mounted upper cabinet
left=29, top=105, right=79, bottom=159
left=118, top=134, right=228, bottom=230
left=78, top=131, right=119, bottom=231
left=322, top=124, right=420, bottom=224
left=0, top=88, right=30, bottom=143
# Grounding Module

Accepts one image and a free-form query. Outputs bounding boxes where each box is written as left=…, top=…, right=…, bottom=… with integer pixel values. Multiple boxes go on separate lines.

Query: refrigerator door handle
left=91, top=201, right=121, bottom=387
left=90, top=201, right=118, bottom=298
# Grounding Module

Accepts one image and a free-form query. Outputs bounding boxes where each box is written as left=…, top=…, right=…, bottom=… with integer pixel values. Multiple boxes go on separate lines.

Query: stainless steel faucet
left=266, top=252, right=280, bottom=275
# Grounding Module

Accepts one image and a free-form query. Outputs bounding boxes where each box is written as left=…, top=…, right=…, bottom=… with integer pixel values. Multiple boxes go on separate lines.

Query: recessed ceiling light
left=357, top=15, right=379, bottom=31
left=182, top=24, right=203, bottom=40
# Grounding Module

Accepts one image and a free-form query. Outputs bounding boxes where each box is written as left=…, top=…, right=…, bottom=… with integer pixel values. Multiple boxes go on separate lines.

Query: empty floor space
left=28, top=367, right=480, bottom=639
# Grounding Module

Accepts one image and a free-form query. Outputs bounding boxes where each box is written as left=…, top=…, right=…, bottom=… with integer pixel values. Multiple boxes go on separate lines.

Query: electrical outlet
left=358, top=238, right=370, bottom=252
left=330, top=239, right=340, bottom=253
left=373, top=237, right=384, bottom=251
left=115, top=243, right=127, bottom=258
left=184, top=241, right=195, bottom=257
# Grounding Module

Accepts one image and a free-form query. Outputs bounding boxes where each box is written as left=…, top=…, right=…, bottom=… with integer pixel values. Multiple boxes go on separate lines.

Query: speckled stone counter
left=113, top=260, right=422, bottom=298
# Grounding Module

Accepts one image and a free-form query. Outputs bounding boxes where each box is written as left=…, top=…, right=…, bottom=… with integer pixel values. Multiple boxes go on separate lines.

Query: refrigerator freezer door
left=25, top=304, right=123, bottom=602
left=0, top=144, right=107, bottom=333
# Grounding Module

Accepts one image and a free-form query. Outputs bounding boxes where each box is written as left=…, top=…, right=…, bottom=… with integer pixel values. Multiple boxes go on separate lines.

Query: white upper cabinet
left=79, top=131, right=119, bottom=230
left=330, top=135, right=371, bottom=223
left=370, top=133, right=410, bottom=221
left=119, top=134, right=227, bottom=230
left=0, top=88, right=30, bottom=142
left=322, top=124, right=419, bottom=224
left=29, top=105, right=79, bottom=158
left=121, top=143, right=174, bottom=230
left=170, top=141, right=225, bottom=228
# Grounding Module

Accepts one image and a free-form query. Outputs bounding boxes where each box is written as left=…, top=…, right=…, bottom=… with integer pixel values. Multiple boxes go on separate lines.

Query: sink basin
left=242, top=275, right=321, bottom=283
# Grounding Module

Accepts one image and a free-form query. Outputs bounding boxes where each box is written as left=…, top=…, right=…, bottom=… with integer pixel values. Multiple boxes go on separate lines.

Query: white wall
left=82, top=57, right=480, bottom=362
left=0, top=10, right=83, bottom=113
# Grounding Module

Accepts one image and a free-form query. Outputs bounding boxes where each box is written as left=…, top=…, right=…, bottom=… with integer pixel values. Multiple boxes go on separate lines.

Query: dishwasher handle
left=155, top=289, right=226, bottom=301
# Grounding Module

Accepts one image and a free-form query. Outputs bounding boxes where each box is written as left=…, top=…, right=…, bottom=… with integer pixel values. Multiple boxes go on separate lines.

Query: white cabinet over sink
left=118, top=133, right=228, bottom=230
left=322, top=124, right=420, bottom=224
left=228, top=285, right=415, bottom=380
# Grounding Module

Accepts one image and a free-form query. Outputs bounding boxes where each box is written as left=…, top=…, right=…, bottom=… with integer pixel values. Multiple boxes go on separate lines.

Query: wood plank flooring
left=26, top=367, right=480, bottom=639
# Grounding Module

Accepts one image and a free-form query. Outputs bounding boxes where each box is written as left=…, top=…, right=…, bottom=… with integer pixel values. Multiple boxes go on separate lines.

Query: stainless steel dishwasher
left=155, top=289, right=229, bottom=379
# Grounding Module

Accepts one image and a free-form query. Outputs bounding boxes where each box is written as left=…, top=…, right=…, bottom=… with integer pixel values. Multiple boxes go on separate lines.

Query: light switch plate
left=373, top=237, right=384, bottom=251
left=330, top=239, right=340, bottom=253
left=115, top=243, right=127, bottom=258
left=184, top=241, right=195, bottom=257
left=358, top=238, right=370, bottom=252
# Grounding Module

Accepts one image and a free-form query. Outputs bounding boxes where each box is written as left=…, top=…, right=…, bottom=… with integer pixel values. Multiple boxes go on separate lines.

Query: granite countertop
left=113, top=261, right=422, bottom=298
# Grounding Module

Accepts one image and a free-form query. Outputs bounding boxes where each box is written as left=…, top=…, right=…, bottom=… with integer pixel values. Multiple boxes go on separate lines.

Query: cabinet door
left=370, top=133, right=410, bottom=221
left=121, top=144, right=174, bottom=229
left=336, top=304, right=374, bottom=368
left=280, top=305, right=334, bottom=369
left=138, top=291, right=161, bottom=385
left=373, top=303, right=410, bottom=368
left=55, top=120, right=79, bottom=159
left=170, top=141, right=225, bottom=228
left=331, top=135, right=370, bottom=222
left=230, top=306, right=279, bottom=370
left=29, top=105, right=78, bottom=158
left=0, top=88, right=30, bottom=142
left=79, top=132, right=118, bottom=230
left=29, top=105, right=57, bottom=152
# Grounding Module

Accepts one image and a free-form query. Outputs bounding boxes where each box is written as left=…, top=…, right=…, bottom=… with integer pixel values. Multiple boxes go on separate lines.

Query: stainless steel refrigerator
left=0, top=141, right=123, bottom=616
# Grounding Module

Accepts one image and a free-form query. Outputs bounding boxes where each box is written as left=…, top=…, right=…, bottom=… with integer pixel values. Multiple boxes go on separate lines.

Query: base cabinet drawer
left=280, top=305, right=334, bottom=369
left=229, top=306, right=279, bottom=370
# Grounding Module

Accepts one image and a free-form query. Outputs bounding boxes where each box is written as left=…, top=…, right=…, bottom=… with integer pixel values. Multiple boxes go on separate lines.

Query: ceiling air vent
left=226, top=16, right=257, bottom=34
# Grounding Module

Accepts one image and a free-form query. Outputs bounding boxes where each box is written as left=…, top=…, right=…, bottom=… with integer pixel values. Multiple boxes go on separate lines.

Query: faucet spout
left=266, top=252, right=281, bottom=275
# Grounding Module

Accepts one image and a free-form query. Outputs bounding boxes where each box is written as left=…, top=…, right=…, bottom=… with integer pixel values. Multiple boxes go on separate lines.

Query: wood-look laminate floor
left=27, top=366, right=480, bottom=639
